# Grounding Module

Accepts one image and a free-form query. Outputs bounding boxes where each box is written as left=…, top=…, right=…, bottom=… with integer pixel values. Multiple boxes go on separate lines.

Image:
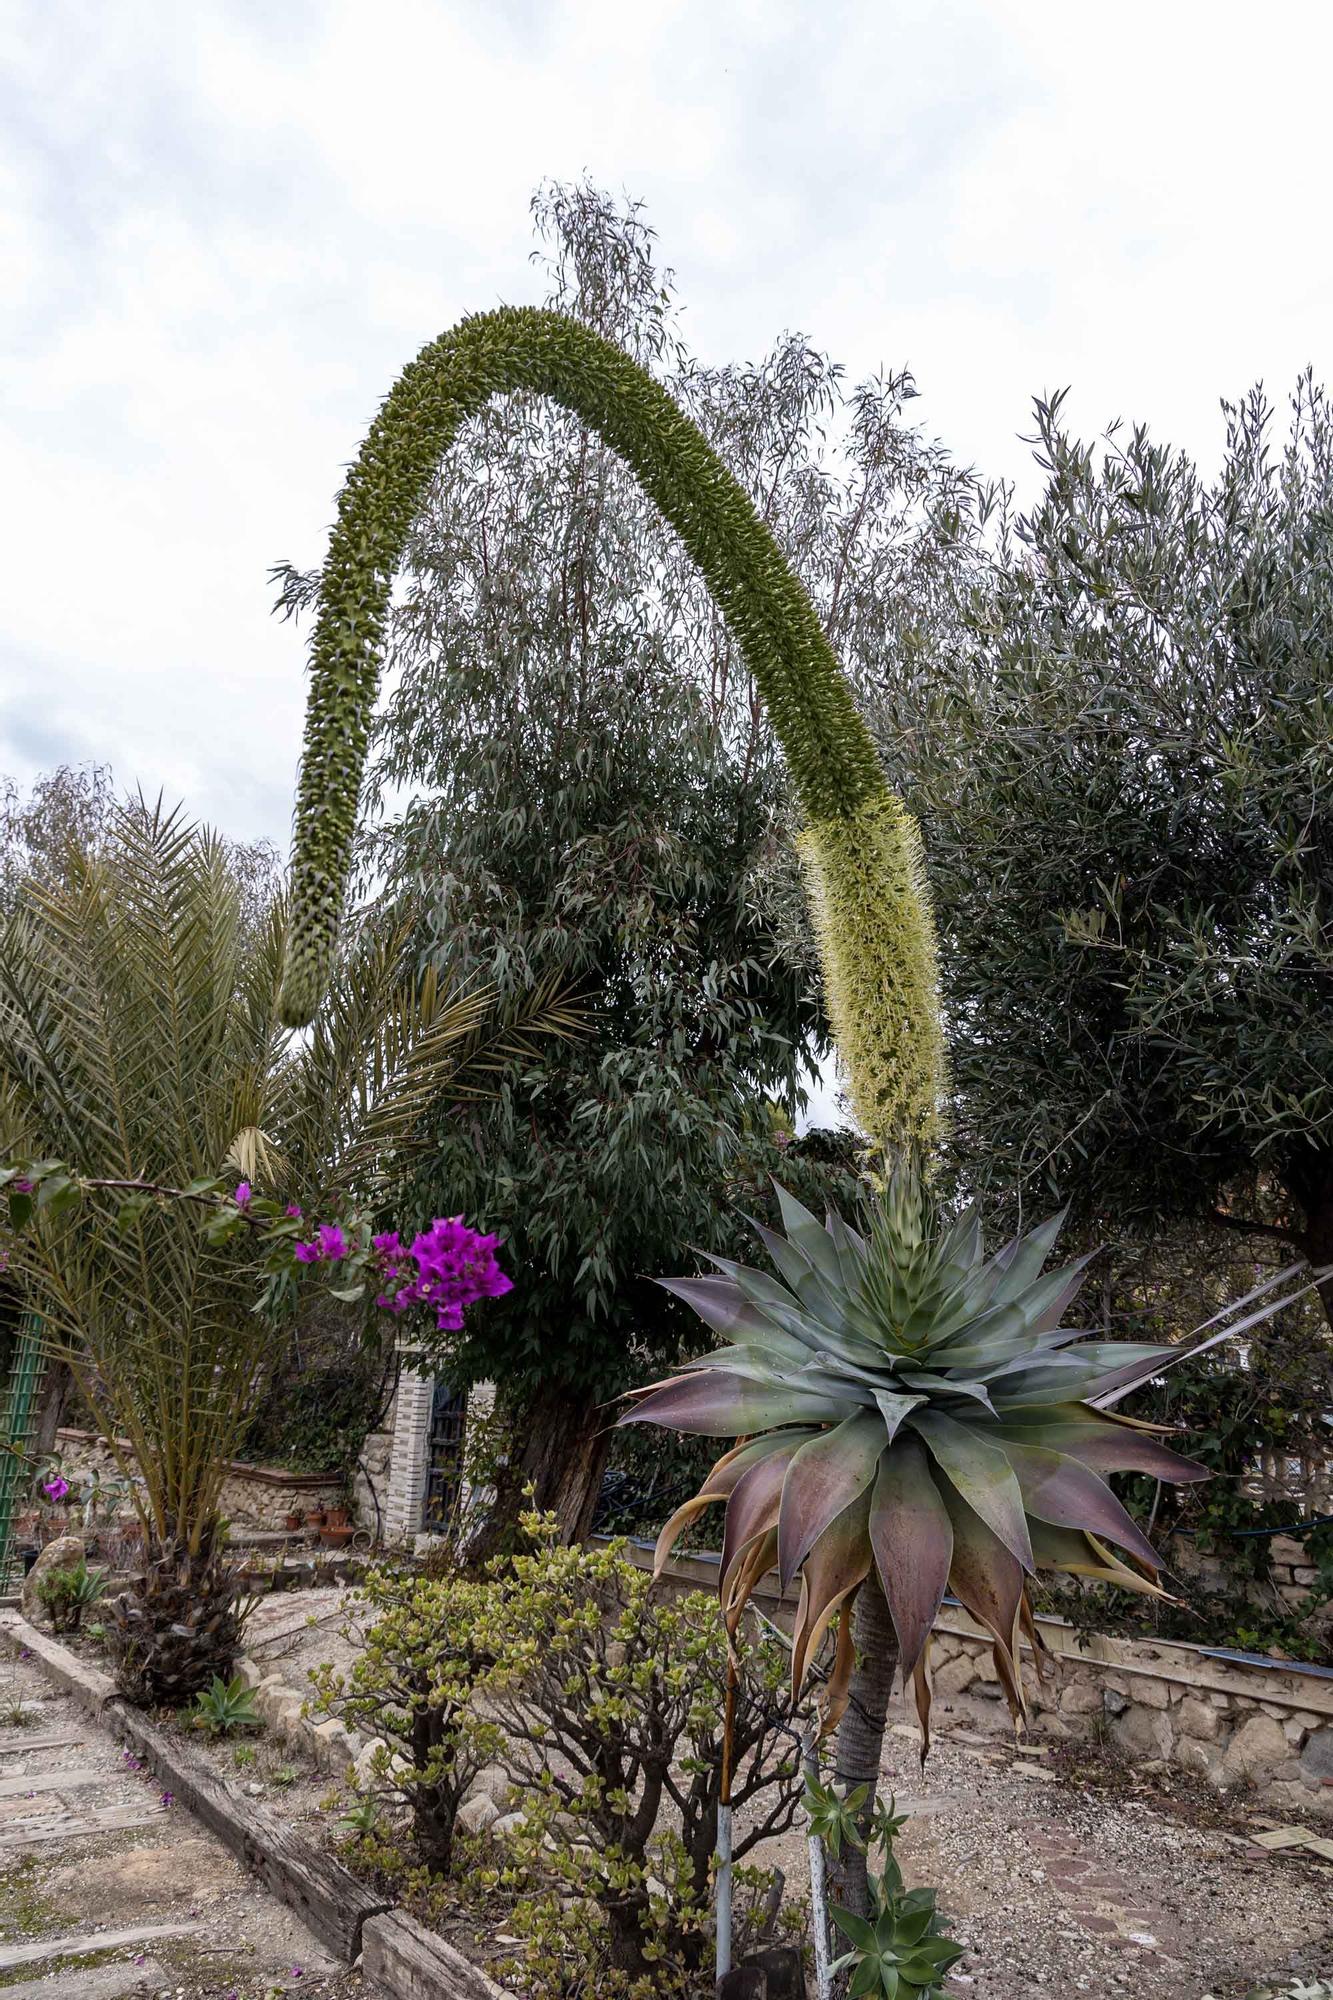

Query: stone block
left=457, top=1793, right=499, bottom=1836
left=1103, top=1688, right=1129, bottom=1717
left=467, top=1765, right=514, bottom=1809
left=1293, top=1566, right=1319, bottom=1587
left=1300, top=1725, right=1333, bottom=1783
left=354, top=1736, right=387, bottom=1786
left=933, top=1654, right=977, bottom=1698
left=20, top=1535, right=86, bottom=1621
left=1175, top=1736, right=1225, bottom=1785
left=1127, top=1676, right=1170, bottom=1710
left=492, top=1811, right=526, bottom=1839
left=1178, top=1697, right=1221, bottom=1741
left=1223, top=1714, right=1289, bottom=1784
left=1060, top=1682, right=1103, bottom=1716
left=1111, top=1706, right=1173, bottom=1765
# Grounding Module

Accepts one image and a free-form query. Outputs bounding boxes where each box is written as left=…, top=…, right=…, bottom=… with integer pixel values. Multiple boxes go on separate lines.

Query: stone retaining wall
left=627, top=1540, right=1333, bottom=1821
left=930, top=1611, right=1333, bottom=1820
left=52, top=1428, right=344, bottom=1531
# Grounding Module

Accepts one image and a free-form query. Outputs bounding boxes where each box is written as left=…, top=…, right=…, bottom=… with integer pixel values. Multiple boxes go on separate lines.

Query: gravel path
left=759, top=1713, right=1332, bottom=1998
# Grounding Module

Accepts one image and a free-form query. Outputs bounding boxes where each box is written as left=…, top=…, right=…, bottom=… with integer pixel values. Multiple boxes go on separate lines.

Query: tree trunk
left=1300, top=1179, right=1333, bottom=1334
left=32, top=1360, right=71, bottom=1460
left=829, top=1573, right=900, bottom=1922
left=472, top=1380, right=611, bottom=1558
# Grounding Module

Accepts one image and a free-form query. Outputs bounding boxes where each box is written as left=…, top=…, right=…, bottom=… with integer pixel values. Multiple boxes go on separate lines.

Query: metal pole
left=802, top=1717, right=834, bottom=2000
left=715, top=1644, right=738, bottom=1984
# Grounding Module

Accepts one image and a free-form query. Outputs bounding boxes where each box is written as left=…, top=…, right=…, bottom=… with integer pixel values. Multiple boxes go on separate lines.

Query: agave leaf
left=869, top=1435, right=953, bottom=1675
left=936, top=1480, right=1027, bottom=1721
left=1028, top=1519, right=1170, bottom=1599
left=700, top=1250, right=805, bottom=1316
left=1092, top=1275, right=1323, bottom=1406
left=790, top=1486, right=874, bottom=1694
left=724, top=1526, right=779, bottom=1634
left=1000, top=1440, right=1161, bottom=1570
left=653, top=1274, right=781, bottom=1342
left=989, top=1209, right=1068, bottom=1301
left=772, top=1180, right=844, bottom=1288
left=992, top=1417, right=1208, bottom=1482
left=619, top=1372, right=853, bottom=1436
left=898, top=1370, right=998, bottom=1416
left=652, top=1431, right=817, bottom=1575
left=721, top=1451, right=794, bottom=1599
left=822, top=1595, right=859, bottom=1735
left=779, top=1412, right=885, bottom=1588
left=825, top=1207, right=869, bottom=1293
left=910, top=1410, right=1034, bottom=1572
left=873, top=1389, right=928, bottom=1440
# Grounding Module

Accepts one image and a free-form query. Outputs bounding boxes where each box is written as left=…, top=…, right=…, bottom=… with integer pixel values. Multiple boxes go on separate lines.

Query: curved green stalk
left=279, top=305, right=943, bottom=1151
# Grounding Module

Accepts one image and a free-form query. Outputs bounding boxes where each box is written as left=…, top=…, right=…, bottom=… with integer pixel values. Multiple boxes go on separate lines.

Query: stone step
left=0, top=1920, right=205, bottom=1973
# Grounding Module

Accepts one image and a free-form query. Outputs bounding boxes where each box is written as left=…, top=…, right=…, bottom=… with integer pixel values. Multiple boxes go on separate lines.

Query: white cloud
left=3, top=0, right=1332, bottom=848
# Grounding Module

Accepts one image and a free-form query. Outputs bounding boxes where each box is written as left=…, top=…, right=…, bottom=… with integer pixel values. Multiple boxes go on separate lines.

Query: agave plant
left=622, top=1171, right=1213, bottom=1739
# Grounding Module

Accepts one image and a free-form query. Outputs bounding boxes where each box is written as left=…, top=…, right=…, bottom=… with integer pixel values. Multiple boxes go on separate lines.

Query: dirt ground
left=760, top=1706, right=1332, bottom=1999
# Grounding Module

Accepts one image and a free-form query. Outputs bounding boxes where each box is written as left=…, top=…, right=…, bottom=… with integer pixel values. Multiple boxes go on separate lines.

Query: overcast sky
left=4, top=0, right=1332, bottom=854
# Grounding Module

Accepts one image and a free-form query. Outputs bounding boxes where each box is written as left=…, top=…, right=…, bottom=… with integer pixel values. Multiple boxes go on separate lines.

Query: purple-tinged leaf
left=1000, top=1440, right=1161, bottom=1570
left=910, top=1410, right=1034, bottom=1572
left=936, top=1479, right=1027, bottom=1722
left=869, top=1436, right=953, bottom=1675
left=618, top=1371, right=851, bottom=1436
left=778, top=1413, right=884, bottom=1588
left=790, top=1487, right=873, bottom=1695
left=721, top=1449, right=800, bottom=1598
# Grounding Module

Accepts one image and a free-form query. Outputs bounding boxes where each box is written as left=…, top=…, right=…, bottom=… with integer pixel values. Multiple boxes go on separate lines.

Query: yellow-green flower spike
left=280, top=305, right=943, bottom=1152
left=799, top=796, right=944, bottom=1152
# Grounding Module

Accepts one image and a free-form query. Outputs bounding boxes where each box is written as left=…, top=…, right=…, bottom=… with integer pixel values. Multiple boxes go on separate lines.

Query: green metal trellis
left=0, top=1315, right=43, bottom=1590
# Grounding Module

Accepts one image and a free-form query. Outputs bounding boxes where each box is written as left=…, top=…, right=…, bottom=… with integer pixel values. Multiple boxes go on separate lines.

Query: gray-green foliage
left=881, top=378, right=1333, bottom=1308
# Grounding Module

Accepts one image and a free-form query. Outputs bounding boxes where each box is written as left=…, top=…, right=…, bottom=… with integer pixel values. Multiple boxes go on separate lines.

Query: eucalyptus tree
left=274, top=183, right=974, bottom=1537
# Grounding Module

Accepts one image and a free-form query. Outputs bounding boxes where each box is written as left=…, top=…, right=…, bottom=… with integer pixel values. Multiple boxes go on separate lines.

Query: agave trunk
left=107, top=1531, right=242, bottom=1706
left=830, top=1573, right=900, bottom=1922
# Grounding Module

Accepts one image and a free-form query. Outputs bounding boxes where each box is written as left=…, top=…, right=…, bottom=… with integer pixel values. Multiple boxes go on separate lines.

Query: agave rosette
left=621, top=1174, right=1209, bottom=1737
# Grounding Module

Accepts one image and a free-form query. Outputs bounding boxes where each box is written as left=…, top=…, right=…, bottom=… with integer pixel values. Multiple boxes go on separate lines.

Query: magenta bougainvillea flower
left=42, top=1475, right=69, bottom=1502
left=233, top=1182, right=252, bottom=1208
left=285, top=1202, right=302, bottom=1218
left=294, top=1222, right=348, bottom=1263
left=373, top=1216, right=512, bottom=1332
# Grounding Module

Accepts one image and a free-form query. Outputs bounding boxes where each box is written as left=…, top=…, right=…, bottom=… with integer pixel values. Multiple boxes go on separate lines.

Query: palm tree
left=0, top=797, right=575, bottom=1701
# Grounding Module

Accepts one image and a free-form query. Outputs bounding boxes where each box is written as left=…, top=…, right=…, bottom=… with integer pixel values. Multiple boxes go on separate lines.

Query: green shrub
left=308, top=1566, right=509, bottom=1877
left=190, top=1674, right=261, bottom=1737
left=482, top=1527, right=803, bottom=1996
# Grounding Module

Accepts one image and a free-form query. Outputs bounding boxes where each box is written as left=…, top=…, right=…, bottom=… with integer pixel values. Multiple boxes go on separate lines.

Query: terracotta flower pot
left=283, top=1512, right=304, bottom=1532
left=324, top=1506, right=350, bottom=1529
left=319, top=1523, right=354, bottom=1549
